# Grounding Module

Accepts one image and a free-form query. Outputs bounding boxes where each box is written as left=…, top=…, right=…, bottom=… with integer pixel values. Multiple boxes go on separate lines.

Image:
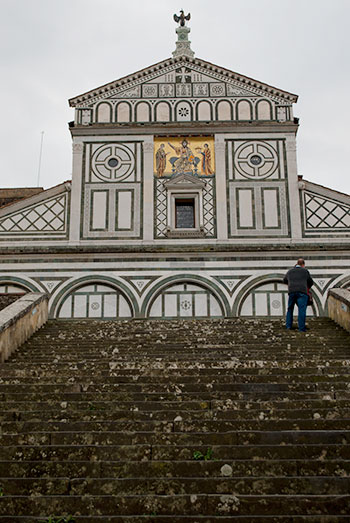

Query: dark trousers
left=286, top=292, right=308, bottom=331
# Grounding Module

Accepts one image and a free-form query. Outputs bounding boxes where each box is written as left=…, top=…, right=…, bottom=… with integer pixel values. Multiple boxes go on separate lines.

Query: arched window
left=57, top=282, right=133, bottom=319
left=148, top=281, right=224, bottom=318
left=116, top=102, right=131, bottom=123
left=96, top=103, right=112, bottom=123
left=239, top=281, right=316, bottom=317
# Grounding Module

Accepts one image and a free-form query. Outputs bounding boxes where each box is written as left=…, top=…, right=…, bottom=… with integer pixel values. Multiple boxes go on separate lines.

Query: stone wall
left=0, top=294, right=23, bottom=312
left=0, top=293, right=48, bottom=363
left=328, top=288, right=350, bottom=333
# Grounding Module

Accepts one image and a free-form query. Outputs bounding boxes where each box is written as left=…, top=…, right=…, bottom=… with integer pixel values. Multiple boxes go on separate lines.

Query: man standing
left=283, top=258, right=314, bottom=332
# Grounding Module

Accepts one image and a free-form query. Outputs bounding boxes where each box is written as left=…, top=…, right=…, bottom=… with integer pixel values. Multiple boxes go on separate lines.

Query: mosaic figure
left=168, top=139, right=197, bottom=175
left=195, top=143, right=214, bottom=175
left=155, top=144, right=168, bottom=177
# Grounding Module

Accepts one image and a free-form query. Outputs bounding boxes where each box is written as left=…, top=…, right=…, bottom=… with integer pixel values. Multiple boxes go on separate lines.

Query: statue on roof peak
left=173, top=10, right=191, bottom=27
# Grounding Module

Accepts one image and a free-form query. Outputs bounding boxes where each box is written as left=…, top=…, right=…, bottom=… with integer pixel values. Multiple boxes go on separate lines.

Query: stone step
left=2, top=475, right=350, bottom=496
left=0, top=406, right=348, bottom=423
left=0, top=516, right=348, bottom=522
left=2, top=444, right=350, bottom=464
left=1, top=457, right=349, bottom=478
left=1, top=317, right=349, bottom=519
left=0, top=494, right=350, bottom=516
left=0, top=429, right=349, bottom=448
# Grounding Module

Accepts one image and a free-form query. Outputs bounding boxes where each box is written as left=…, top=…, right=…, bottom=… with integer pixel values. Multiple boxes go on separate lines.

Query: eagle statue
left=173, top=10, right=191, bottom=27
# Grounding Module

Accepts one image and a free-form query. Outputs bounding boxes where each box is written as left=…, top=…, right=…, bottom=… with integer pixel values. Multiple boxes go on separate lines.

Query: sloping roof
left=69, top=55, right=298, bottom=107
left=0, top=181, right=71, bottom=216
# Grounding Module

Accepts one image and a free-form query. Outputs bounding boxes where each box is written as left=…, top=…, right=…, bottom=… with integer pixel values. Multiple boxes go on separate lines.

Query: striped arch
left=234, top=274, right=322, bottom=317
left=142, top=274, right=230, bottom=318
left=50, top=276, right=138, bottom=319
left=0, top=276, right=40, bottom=294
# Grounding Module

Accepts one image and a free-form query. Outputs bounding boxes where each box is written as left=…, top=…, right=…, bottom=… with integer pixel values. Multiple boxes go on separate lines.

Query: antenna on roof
left=37, top=131, right=44, bottom=187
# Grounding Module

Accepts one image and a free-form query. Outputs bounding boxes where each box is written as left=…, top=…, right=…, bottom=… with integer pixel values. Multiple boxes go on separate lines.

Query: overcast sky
left=1, top=0, right=349, bottom=194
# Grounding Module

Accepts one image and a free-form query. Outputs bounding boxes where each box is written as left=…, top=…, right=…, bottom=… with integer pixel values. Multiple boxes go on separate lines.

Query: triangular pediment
left=164, top=173, right=206, bottom=189
left=69, top=55, right=297, bottom=108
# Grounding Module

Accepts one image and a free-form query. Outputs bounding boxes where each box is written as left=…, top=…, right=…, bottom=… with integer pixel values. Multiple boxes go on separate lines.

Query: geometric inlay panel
left=91, top=143, right=135, bottom=182
left=0, top=195, right=67, bottom=234
left=155, top=179, right=167, bottom=238
left=234, top=141, right=278, bottom=179
left=304, top=192, right=350, bottom=229
left=203, top=178, right=215, bottom=236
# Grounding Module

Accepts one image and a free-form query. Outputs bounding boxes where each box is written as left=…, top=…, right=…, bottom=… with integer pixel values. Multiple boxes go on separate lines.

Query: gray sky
left=1, top=0, right=349, bottom=194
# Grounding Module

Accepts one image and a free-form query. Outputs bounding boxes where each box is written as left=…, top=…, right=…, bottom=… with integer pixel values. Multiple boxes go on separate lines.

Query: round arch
left=50, top=276, right=138, bottom=319
left=0, top=276, right=40, bottom=294
left=234, top=274, right=321, bottom=317
left=115, top=101, right=132, bottom=123
left=174, top=100, right=193, bottom=122
left=154, top=101, right=172, bottom=122
left=95, top=102, right=112, bottom=123
left=134, top=101, right=151, bottom=122
left=335, top=274, right=350, bottom=289
left=142, top=274, right=230, bottom=318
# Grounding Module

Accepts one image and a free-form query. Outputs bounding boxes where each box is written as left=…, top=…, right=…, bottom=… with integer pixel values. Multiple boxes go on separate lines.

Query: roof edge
left=69, top=55, right=298, bottom=107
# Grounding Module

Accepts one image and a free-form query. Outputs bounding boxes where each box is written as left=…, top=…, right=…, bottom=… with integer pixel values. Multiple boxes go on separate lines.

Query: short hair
left=297, top=258, right=305, bottom=266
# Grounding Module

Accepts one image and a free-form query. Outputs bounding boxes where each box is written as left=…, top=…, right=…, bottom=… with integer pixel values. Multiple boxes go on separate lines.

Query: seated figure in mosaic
left=168, top=139, right=199, bottom=175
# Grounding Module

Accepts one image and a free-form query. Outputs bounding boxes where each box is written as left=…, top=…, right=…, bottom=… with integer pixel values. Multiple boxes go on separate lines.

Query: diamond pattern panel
left=0, top=195, right=67, bottom=234
left=203, top=178, right=215, bottom=236
left=155, top=180, right=167, bottom=237
left=305, top=193, right=350, bottom=229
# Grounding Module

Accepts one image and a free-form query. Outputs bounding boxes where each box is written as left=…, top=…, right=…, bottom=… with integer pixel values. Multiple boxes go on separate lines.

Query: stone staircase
left=0, top=317, right=349, bottom=521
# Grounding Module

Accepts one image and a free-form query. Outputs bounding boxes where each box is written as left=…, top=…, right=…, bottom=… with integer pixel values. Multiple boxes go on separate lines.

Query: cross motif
left=176, top=67, right=191, bottom=84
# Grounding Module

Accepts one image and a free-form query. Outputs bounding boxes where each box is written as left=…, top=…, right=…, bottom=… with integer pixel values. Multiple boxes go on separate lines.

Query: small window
left=175, top=198, right=195, bottom=229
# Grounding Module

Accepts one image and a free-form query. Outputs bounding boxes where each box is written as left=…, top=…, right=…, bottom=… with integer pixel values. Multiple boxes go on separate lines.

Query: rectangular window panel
left=91, top=191, right=108, bottom=230
left=195, top=293, right=208, bottom=316
left=73, top=295, right=87, bottom=318
left=175, top=199, right=195, bottom=228
left=237, top=189, right=254, bottom=228
left=104, top=294, right=117, bottom=317
left=116, top=191, right=133, bottom=230
left=164, top=294, right=177, bottom=317
left=255, top=293, right=268, bottom=316
left=263, top=189, right=279, bottom=228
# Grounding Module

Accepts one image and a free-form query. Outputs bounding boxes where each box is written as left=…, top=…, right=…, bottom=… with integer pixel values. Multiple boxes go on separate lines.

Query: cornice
left=69, top=121, right=299, bottom=137
left=69, top=55, right=298, bottom=108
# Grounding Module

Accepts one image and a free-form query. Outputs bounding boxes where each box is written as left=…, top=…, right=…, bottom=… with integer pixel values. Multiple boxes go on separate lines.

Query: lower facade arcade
left=1, top=252, right=349, bottom=319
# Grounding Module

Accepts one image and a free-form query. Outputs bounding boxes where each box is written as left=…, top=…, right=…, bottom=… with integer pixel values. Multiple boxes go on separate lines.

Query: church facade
left=1, top=18, right=350, bottom=319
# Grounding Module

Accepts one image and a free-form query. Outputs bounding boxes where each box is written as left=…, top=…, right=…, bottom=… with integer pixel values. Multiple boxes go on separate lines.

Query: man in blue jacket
left=283, top=258, right=314, bottom=332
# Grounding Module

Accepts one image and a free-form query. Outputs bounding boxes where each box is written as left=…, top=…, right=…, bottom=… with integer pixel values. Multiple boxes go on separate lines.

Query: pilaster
left=69, top=141, right=84, bottom=243
left=214, top=135, right=228, bottom=240
left=143, top=138, right=154, bottom=241
left=285, top=135, right=302, bottom=240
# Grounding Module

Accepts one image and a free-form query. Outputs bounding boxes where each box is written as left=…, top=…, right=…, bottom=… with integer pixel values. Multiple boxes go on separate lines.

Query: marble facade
left=0, top=20, right=349, bottom=319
